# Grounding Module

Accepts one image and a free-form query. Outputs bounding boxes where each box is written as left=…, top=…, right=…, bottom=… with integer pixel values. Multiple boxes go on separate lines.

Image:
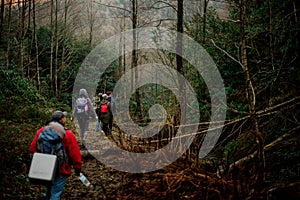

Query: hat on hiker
left=102, top=94, right=108, bottom=100
left=79, top=88, right=88, bottom=97
left=52, top=111, right=68, bottom=121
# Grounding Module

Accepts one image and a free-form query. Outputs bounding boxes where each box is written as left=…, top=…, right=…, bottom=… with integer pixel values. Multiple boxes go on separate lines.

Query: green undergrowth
left=0, top=119, right=43, bottom=199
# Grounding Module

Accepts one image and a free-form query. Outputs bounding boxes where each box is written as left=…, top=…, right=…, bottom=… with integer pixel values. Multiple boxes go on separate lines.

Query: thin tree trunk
left=119, top=17, right=123, bottom=80
left=50, top=0, right=54, bottom=95
left=240, top=0, right=265, bottom=196
left=131, top=0, right=141, bottom=119
left=176, top=0, right=185, bottom=123
left=59, top=0, right=69, bottom=96
left=27, top=0, right=32, bottom=78
left=268, top=0, right=274, bottom=70
left=0, top=0, right=5, bottom=41
left=176, top=0, right=186, bottom=155
left=54, top=0, right=59, bottom=97
left=292, top=0, right=298, bottom=48
left=18, top=0, right=26, bottom=77
left=176, top=0, right=183, bottom=73
left=88, top=0, right=93, bottom=51
left=6, top=0, right=12, bottom=69
left=33, top=0, right=40, bottom=93
left=202, top=0, right=209, bottom=44
left=123, top=0, right=127, bottom=101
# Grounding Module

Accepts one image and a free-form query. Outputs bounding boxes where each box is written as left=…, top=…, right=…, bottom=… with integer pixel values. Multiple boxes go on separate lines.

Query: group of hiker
left=71, top=88, right=115, bottom=142
left=29, top=88, right=115, bottom=200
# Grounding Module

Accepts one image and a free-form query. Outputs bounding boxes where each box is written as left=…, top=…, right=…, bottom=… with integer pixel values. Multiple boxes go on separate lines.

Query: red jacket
left=30, top=127, right=82, bottom=176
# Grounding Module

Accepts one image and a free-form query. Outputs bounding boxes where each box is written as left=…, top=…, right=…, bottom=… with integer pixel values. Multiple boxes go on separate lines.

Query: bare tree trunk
left=122, top=0, right=127, bottom=101
left=268, top=0, right=274, bottom=70
left=6, top=0, right=12, bottom=69
left=27, top=0, right=32, bottom=78
left=176, top=0, right=186, bottom=155
left=50, top=0, right=54, bottom=95
left=176, top=0, right=185, bottom=123
left=59, top=0, right=70, bottom=96
left=202, top=0, right=209, bottom=44
left=17, top=0, right=26, bottom=77
left=292, top=0, right=298, bottom=48
left=33, top=0, right=40, bottom=93
left=119, top=16, right=123, bottom=80
left=176, top=0, right=183, bottom=73
left=240, top=0, right=265, bottom=196
left=54, top=0, right=59, bottom=97
left=0, top=0, right=5, bottom=41
left=131, top=0, right=141, bottom=119
left=87, top=0, right=95, bottom=51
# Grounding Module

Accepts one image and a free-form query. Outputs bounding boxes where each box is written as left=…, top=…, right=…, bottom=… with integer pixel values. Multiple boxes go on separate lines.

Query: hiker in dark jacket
left=99, top=94, right=111, bottom=136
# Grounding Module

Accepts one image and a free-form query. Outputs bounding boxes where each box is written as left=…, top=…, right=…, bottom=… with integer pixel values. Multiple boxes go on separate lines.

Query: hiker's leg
left=80, top=124, right=85, bottom=140
left=102, top=123, right=108, bottom=136
left=95, top=119, right=100, bottom=132
left=46, top=184, right=52, bottom=200
left=99, top=120, right=102, bottom=132
left=78, top=119, right=86, bottom=146
left=77, top=117, right=85, bottom=140
left=109, top=114, right=113, bottom=130
left=100, top=120, right=104, bottom=132
left=48, top=174, right=67, bottom=200
left=85, top=116, right=90, bottom=131
left=107, top=125, right=111, bottom=136
left=83, top=117, right=89, bottom=139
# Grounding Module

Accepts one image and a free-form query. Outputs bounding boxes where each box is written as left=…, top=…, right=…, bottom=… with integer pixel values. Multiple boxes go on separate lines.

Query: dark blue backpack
left=36, top=129, right=67, bottom=172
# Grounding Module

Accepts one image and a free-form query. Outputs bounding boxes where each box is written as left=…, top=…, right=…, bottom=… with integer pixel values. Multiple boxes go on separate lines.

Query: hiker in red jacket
left=30, top=110, right=82, bottom=200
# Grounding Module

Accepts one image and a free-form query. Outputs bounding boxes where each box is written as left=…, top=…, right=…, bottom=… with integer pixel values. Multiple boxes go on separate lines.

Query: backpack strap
left=36, top=138, right=43, bottom=153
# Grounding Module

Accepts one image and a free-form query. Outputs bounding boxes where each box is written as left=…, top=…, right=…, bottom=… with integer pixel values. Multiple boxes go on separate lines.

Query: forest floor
left=63, top=121, right=300, bottom=199
left=61, top=121, right=236, bottom=199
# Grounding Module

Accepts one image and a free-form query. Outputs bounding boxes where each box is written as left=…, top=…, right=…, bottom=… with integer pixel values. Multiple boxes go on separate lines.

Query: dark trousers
left=77, top=114, right=89, bottom=140
left=102, top=122, right=110, bottom=136
left=109, top=114, right=113, bottom=130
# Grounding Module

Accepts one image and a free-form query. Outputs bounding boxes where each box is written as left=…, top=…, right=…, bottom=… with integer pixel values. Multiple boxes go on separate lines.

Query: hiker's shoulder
left=65, top=129, right=75, bottom=135
left=36, top=127, right=45, bottom=134
left=63, top=129, right=77, bottom=141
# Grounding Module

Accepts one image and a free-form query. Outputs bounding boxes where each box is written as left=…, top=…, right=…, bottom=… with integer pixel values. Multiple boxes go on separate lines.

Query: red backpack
left=100, top=103, right=108, bottom=113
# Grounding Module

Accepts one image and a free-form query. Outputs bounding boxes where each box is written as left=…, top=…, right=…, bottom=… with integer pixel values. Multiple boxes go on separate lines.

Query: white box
left=28, top=153, right=58, bottom=184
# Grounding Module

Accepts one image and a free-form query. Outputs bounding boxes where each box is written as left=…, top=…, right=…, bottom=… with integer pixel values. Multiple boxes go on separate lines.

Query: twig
left=210, top=39, right=243, bottom=69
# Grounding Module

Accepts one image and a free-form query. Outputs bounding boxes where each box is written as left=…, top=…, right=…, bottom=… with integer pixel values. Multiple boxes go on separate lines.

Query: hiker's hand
left=75, top=168, right=81, bottom=176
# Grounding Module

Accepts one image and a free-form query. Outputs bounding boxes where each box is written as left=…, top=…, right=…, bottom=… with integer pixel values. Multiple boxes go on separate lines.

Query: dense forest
left=0, top=0, right=299, bottom=199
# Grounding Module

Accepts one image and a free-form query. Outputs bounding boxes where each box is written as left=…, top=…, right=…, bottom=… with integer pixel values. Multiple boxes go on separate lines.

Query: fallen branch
left=228, top=125, right=300, bottom=170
